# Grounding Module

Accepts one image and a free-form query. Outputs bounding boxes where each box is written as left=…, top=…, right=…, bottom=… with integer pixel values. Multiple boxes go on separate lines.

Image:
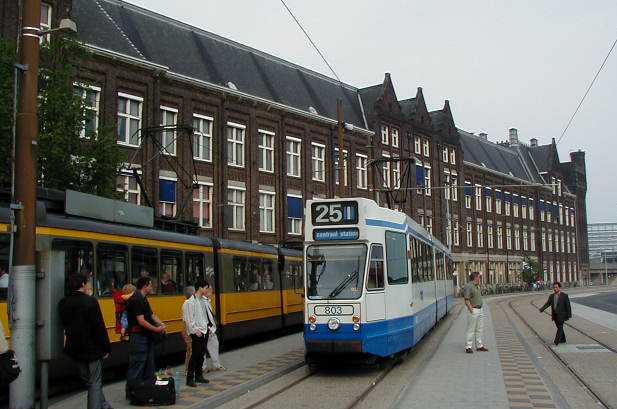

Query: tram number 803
left=314, top=305, right=353, bottom=316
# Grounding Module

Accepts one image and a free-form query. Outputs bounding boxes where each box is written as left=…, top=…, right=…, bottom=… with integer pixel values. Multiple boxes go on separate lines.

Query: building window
left=193, top=183, right=212, bottom=228
left=424, top=165, right=431, bottom=196
left=259, top=191, right=275, bottom=233
left=423, top=140, right=430, bottom=157
left=513, top=199, right=519, bottom=218
left=465, top=182, right=472, bottom=209
left=446, top=220, right=452, bottom=247
left=356, top=154, right=368, bottom=189
left=334, top=148, right=348, bottom=186
left=475, top=185, right=482, bottom=211
left=487, top=224, right=494, bottom=249
left=450, top=149, right=456, bottom=165
left=523, top=228, right=528, bottom=251
left=117, top=93, right=142, bottom=146
left=381, top=153, right=391, bottom=188
left=521, top=199, right=527, bottom=220
left=560, top=231, right=565, bottom=253
left=227, top=186, right=246, bottom=231
left=40, top=2, right=52, bottom=43
left=570, top=211, right=574, bottom=227
left=159, top=178, right=177, bottom=218
left=286, top=137, right=301, bottom=177
left=116, top=171, right=140, bottom=205
left=477, top=222, right=484, bottom=247
left=160, top=106, right=178, bottom=156
left=381, top=125, right=389, bottom=145
left=505, top=194, right=511, bottom=216
left=391, top=128, right=399, bottom=148
left=311, top=142, right=325, bottom=182
left=557, top=179, right=562, bottom=196
left=75, top=85, right=100, bottom=139
left=497, top=226, right=503, bottom=249
left=442, top=147, right=449, bottom=163
left=426, top=217, right=433, bottom=235
left=444, top=171, right=451, bottom=201
left=466, top=222, right=473, bottom=247
left=495, top=191, right=502, bottom=214
left=414, top=137, right=421, bottom=154
left=287, top=195, right=303, bottom=235
left=226, top=122, right=245, bottom=167
left=529, top=200, right=534, bottom=221
left=506, top=226, right=512, bottom=250
left=486, top=192, right=492, bottom=213
left=530, top=230, right=536, bottom=251
left=542, top=230, right=547, bottom=252
left=554, top=231, right=559, bottom=253
left=255, top=129, right=275, bottom=172
left=193, top=114, right=213, bottom=162
left=393, top=160, right=401, bottom=189
left=453, top=221, right=460, bottom=246
left=451, top=173, right=458, bottom=201
left=548, top=230, right=553, bottom=252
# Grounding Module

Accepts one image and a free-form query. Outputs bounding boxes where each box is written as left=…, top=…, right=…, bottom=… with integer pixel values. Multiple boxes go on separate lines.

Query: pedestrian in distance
left=182, top=279, right=211, bottom=387
left=181, top=285, right=196, bottom=376
left=539, top=281, right=572, bottom=346
left=203, top=282, right=225, bottom=373
left=59, top=274, right=112, bottom=409
left=125, top=276, right=166, bottom=397
left=463, top=272, right=489, bottom=354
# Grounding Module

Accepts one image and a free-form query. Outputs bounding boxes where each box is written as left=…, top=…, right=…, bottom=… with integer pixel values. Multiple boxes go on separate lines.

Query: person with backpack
left=59, top=274, right=112, bottom=409
left=126, top=276, right=166, bottom=395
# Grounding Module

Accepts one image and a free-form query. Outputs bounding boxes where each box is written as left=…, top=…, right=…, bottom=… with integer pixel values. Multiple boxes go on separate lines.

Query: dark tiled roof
left=528, top=144, right=552, bottom=173
left=458, top=129, right=532, bottom=181
left=358, top=83, right=384, bottom=120
left=399, top=98, right=417, bottom=116
left=73, top=0, right=368, bottom=128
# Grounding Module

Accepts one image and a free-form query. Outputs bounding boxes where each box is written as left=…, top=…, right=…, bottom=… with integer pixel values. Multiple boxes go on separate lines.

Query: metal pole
left=10, top=0, right=41, bottom=407
left=40, top=361, right=49, bottom=409
left=337, top=99, right=345, bottom=198
left=605, top=252, right=608, bottom=286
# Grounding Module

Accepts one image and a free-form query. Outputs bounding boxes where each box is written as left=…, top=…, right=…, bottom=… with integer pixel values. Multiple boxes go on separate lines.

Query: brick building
left=1, top=0, right=589, bottom=284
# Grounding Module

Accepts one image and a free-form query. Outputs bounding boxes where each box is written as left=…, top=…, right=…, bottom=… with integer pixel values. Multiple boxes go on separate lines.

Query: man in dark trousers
left=126, top=276, right=166, bottom=396
left=182, top=279, right=211, bottom=387
left=539, top=281, right=572, bottom=345
left=59, top=274, right=112, bottom=409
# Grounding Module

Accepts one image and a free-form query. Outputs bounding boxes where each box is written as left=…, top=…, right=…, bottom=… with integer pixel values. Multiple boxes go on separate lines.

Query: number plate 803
left=314, top=305, right=353, bottom=316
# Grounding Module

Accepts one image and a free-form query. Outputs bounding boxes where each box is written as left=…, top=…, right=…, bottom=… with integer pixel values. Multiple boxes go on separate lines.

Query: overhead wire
left=556, top=33, right=617, bottom=145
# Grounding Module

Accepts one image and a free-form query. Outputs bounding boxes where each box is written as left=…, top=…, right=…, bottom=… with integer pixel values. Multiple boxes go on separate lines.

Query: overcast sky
left=126, top=0, right=617, bottom=223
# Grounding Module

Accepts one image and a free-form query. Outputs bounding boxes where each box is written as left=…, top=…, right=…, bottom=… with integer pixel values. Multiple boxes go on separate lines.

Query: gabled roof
left=358, top=83, right=384, bottom=121
left=73, top=0, right=368, bottom=128
left=399, top=98, right=416, bottom=116
left=528, top=144, right=553, bottom=173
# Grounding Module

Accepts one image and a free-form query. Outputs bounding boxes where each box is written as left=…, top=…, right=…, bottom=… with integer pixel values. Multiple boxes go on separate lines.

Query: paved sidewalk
left=393, top=305, right=510, bottom=408
left=50, top=332, right=304, bottom=409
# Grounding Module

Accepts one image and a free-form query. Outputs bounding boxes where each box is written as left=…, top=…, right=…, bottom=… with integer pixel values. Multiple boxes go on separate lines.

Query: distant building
left=588, top=223, right=617, bottom=284
left=1, top=0, right=590, bottom=286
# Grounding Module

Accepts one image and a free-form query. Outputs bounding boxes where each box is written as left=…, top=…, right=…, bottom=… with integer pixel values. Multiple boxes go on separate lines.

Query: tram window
left=53, top=239, right=94, bottom=295
left=186, top=252, right=204, bottom=288
left=422, top=244, right=430, bottom=282
left=232, top=256, right=248, bottom=291
left=247, top=257, right=263, bottom=291
left=262, top=259, right=276, bottom=290
left=428, top=249, right=435, bottom=281
left=0, top=235, right=10, bottom=299
left=410, top=238, right=420, bottom=283
left=160, top=250, right=181, bottom=294
left=386, top=232, right=408, bottom=284
left=96, top=243, right=127, bottom=297
left=204, top=252, right=215, bottom=288
left=131, top=247, right=158, bottom=293
left=367, top=244, right=384, bottom=290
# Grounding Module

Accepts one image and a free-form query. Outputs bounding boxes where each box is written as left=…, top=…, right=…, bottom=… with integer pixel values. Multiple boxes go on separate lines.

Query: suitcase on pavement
left=129, top=377, right=176, bottom=406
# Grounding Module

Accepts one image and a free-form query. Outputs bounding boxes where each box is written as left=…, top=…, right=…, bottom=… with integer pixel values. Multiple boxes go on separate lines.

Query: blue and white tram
left=303, top=198, right=454, bottom=358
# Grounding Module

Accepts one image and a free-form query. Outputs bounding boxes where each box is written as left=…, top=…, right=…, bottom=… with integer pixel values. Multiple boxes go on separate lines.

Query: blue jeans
left=126, top=332, right=155, bottom=389
left=76, top=359, right=109, bottom=409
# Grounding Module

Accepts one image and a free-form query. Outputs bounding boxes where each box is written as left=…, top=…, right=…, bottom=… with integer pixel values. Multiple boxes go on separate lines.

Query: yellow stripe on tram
left=219, top=291, right=282, bottom=325
left=0, top=223, right=9, bottom=233
left=217, top=248, right=278, bottom=260
left=36, top=226, right=214, bottom=253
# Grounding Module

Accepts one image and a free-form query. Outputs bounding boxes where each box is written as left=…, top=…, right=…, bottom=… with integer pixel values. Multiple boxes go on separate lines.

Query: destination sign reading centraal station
left=311, top=201, right=358, bottom=226
left=313, top=227, right=360, bottom=241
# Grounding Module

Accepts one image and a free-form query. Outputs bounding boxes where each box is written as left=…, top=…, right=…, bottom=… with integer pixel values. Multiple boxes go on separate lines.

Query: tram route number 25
left=311, top=201, right=358, bottom=226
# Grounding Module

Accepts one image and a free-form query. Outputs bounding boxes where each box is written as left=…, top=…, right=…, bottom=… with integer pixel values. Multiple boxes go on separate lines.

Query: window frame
left=193, top=113, right=213, bottom=162
left=226, top=122, right=246, bottom=168
left=159, top=176, right=177, bottom=218
left=385, top=231, right=409, bottom=285
left=116, top=168, right=141, bottom=205
left=391, top=128, right=399, bottom=148
left=258, top=129, right=275, bottom=173
left=366, top=244, right=385, bottom=291
left=75, top=84, right=101, bottom=139
left=287, top=194, right=303, bottom=235
left=311, top=142, right=326, bottom=182
left=356, top=153, right=368, bottom=189
left=286, top=136, right=302, bottom=178
left=160, top=105, right=178, bottom=156
left=381, top=125, right=389, bottom=145
left=117, top=92, right=143, bottom=147
left=259, top=190, right=276, bottom=233
left=193, top=181, right=213, bottom=229
left=227, top=185, right=246, bottom=231
left=334, top=148, right=349, bottom=186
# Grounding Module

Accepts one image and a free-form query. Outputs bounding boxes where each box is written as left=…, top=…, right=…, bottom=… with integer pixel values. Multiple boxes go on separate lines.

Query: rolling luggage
left=129, top=376, right=176, bottom=406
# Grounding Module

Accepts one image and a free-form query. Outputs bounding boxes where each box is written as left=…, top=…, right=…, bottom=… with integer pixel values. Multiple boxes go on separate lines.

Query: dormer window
left=381, top=125, right=389, bottom=145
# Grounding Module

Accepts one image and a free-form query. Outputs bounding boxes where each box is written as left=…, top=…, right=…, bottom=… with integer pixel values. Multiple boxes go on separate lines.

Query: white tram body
left=304, top=198, right=454, bottom=357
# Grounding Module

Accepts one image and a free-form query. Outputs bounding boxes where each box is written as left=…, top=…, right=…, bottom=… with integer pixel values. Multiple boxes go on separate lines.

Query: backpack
left=129, top=377, right=176, bottom=406
left=0, top=350, right=20, bottom=386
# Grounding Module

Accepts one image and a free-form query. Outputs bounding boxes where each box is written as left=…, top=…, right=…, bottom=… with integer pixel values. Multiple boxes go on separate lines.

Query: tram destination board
left=313, top=227, right=359, bottom=241
left=311, top=201, right=358, bottom=226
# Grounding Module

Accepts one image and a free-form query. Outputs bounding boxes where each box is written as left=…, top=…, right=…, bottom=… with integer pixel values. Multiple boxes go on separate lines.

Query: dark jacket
left=59, top=291, right=111, bottom=362
left=540, top=292, right=572, bottom=322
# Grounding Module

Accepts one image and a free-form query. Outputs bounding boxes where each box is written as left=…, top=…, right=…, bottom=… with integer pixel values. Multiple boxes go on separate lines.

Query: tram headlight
left=327, top=317, right=340, bottom=331
left=353, top=323, right=360, bottom=331
left=308, top=315, right=317, bottom=324
left=352, top=315, right=360, bottom=324
left=310, top=323, right=317, bottom=331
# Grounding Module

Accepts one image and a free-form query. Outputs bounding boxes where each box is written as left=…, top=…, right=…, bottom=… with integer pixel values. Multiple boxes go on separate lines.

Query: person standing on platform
left=126, top=276, right=166, bottom=395
left=181, top=285, right=196, bottom=375
left=203, top=281, right=225, bottom=372
left=463, top=272, right=488, bottom=354
left=59, top=274, right=112, bottom=409
left=539, top=281, right=572, bottom=345
left=182, top=280, right=211, bottom=387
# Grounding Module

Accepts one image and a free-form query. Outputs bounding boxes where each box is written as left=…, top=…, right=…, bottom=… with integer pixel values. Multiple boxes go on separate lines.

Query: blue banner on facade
left=313, top=228, right=360, bottom=241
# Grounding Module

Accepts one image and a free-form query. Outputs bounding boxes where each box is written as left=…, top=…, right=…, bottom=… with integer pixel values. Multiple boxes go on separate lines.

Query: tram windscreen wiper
left=327, top=270, right=359, bottom=299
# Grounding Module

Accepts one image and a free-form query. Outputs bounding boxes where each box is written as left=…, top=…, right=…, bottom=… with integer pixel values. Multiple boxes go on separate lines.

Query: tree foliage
left=0, top=36, right=125, bottom=197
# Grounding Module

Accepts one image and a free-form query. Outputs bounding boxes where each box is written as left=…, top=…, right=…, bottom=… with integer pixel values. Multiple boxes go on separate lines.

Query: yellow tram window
left=97, top=243, right=127, bottom=297
left=53, top=239, right=94, bottom=294
left=160, top=250, right=181, bottom=295
left=186, top=252, right=204, bottom=288
left=131, top=247, right=158, bottom=293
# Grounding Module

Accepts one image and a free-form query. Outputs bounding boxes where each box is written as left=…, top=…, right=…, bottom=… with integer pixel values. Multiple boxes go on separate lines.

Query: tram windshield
left=306, top=244, right=367, bottom=300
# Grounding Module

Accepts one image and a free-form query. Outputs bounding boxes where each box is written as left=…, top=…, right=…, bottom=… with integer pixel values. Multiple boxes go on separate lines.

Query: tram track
left=498, top=296, right=615, bottom=409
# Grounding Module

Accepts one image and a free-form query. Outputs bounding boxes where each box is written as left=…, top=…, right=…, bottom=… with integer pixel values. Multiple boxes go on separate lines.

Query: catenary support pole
left=337, top=99, right=345, bottom=198
left=10, top=0, right=41, bottom=407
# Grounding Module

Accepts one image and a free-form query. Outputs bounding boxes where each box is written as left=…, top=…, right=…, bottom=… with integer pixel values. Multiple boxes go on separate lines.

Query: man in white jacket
left=182, top=280, right=211, bottom=387
left=203, top=282, right=225, bottom=372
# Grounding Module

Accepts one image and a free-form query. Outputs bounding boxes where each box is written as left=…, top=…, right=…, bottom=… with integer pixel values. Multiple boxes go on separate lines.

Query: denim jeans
left=76, top=359, right=109, bottom=409
left=126, top=332, right=155, bottom=389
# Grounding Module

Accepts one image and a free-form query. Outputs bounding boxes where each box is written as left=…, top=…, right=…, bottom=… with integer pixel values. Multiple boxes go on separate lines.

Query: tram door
left=365, top=244, right=385, bottom=322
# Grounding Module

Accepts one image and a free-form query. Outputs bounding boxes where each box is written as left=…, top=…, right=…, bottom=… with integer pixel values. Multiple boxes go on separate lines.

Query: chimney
left=509, top=128, right=518, bottom=146
left=478, top=132, right=488, bottom=141
left=530, top=138, right=538, bottom=147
